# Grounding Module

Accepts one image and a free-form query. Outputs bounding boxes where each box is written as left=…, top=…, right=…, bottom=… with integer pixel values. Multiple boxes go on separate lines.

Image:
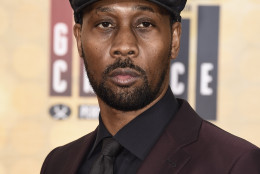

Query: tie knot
left=101, top=138, right=122, bottom=157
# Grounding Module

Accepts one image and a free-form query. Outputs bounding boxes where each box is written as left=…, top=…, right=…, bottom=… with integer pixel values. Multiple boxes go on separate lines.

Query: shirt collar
left=87, top=116, right=112, bottom=159
left=89, top=87, right=179, bottom=160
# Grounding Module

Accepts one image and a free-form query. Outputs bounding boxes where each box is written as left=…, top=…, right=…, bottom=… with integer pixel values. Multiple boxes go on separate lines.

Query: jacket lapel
left=57, top=128, right=98, bottom=174
left=137, top=99, right=202, bottom=174
left=70, top=129, right=97, bottom=174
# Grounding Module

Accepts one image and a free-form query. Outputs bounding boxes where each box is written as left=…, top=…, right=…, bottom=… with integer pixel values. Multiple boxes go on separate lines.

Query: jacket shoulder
left=52, top=130, right=96, bottom=153
left=229, top=148, right=260, bottom=173
left=175, top=100, right=260, bottom=173
left=40, top=130, right=97, bottom=174
left=186, top=120, right=260, bottom=173
left=201, top=120, right=258, bottom=151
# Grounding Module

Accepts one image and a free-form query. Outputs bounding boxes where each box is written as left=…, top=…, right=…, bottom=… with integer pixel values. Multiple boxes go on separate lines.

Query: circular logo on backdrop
left=49, top=104, right=71, bottom=120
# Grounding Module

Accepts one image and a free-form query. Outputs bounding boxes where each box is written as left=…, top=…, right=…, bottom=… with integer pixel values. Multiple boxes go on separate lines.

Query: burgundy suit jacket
left=41, top=100, right=260, bottom=174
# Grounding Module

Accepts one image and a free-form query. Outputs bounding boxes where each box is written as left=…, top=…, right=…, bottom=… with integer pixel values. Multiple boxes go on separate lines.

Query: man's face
left=74, top=0, right=181, bottom=111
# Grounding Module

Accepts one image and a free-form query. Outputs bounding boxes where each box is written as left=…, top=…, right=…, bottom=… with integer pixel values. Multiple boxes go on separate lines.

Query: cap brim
left=75, top=0, right=182, bottom=14
left=75, top=0, right=98, bottom=13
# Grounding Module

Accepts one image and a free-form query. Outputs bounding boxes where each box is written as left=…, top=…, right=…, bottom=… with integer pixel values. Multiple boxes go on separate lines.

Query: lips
left=108, top=68, right=141, bottom=87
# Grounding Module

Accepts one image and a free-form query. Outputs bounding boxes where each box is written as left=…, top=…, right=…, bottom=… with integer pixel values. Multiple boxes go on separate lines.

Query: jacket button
left=167, top=159, right=177, bottom=168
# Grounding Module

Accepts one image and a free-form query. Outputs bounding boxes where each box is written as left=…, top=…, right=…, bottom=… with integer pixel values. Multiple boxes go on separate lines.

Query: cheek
left=82, top=36, right=108, bottom=60
left=144, top=39, right=171, bottom=66
left=141, top=40, right=171, bottom=83
left=82, top=43, right=107, bottom=80
left=81, top=27, right=112, bottom=55
left=81, top=31, right=113, bottom=77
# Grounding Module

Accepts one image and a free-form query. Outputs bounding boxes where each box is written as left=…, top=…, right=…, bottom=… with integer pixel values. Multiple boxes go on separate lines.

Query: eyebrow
left=95, top=5, right=155, bottom=13
left=133, top=5, right=155, bottom=13
left=96, top=7, right=114, bottom=13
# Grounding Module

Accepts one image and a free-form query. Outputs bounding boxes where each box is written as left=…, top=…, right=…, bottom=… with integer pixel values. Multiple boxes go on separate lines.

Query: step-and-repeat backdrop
left=0, top=0, right=260, bottom=173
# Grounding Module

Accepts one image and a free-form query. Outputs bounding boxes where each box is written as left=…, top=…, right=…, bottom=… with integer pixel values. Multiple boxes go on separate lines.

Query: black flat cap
left=69, top=0, right=187, bottom=23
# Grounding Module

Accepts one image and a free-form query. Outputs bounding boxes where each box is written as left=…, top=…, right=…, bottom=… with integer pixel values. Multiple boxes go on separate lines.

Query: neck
left=98, top=87, right=168, bottom=135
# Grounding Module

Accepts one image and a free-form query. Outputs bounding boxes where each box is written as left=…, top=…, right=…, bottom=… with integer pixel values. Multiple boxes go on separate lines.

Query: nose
left=109, top=26, right=139, bottom=59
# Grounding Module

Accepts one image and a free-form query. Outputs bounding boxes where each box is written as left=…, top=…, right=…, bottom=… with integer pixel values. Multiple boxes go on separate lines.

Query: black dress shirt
left=77, top=87, right=179, bottom=174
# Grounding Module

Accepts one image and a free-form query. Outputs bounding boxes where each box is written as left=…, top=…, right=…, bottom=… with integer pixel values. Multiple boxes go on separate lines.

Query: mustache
left=103, top=58, right=146, bottom=76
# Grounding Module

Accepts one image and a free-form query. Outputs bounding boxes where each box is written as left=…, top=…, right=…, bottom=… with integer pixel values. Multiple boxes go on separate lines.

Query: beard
left=82, top=52, right=169, bottom=112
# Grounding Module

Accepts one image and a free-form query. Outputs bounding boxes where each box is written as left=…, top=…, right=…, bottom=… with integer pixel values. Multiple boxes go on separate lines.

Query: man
left=41, top=0, right=260, bottom=173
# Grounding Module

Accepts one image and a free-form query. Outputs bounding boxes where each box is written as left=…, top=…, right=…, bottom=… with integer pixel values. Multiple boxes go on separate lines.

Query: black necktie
left=89, top=138, right=122, bottom=174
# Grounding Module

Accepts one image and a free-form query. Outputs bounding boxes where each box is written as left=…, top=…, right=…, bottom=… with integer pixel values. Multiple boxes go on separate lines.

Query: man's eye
left=97, top=22, right=113, bottom=28
left=137, top=22, right=153, bottom=28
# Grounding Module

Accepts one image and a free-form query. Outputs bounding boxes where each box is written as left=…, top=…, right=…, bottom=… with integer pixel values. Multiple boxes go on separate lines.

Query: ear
left=171, top=22, right=182, bottom=60
left=73, top=23, right=83, bottom=57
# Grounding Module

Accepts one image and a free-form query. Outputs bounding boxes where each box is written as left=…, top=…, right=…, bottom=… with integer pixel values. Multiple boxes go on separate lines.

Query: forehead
left=83, top=0, right=170, bottom=16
